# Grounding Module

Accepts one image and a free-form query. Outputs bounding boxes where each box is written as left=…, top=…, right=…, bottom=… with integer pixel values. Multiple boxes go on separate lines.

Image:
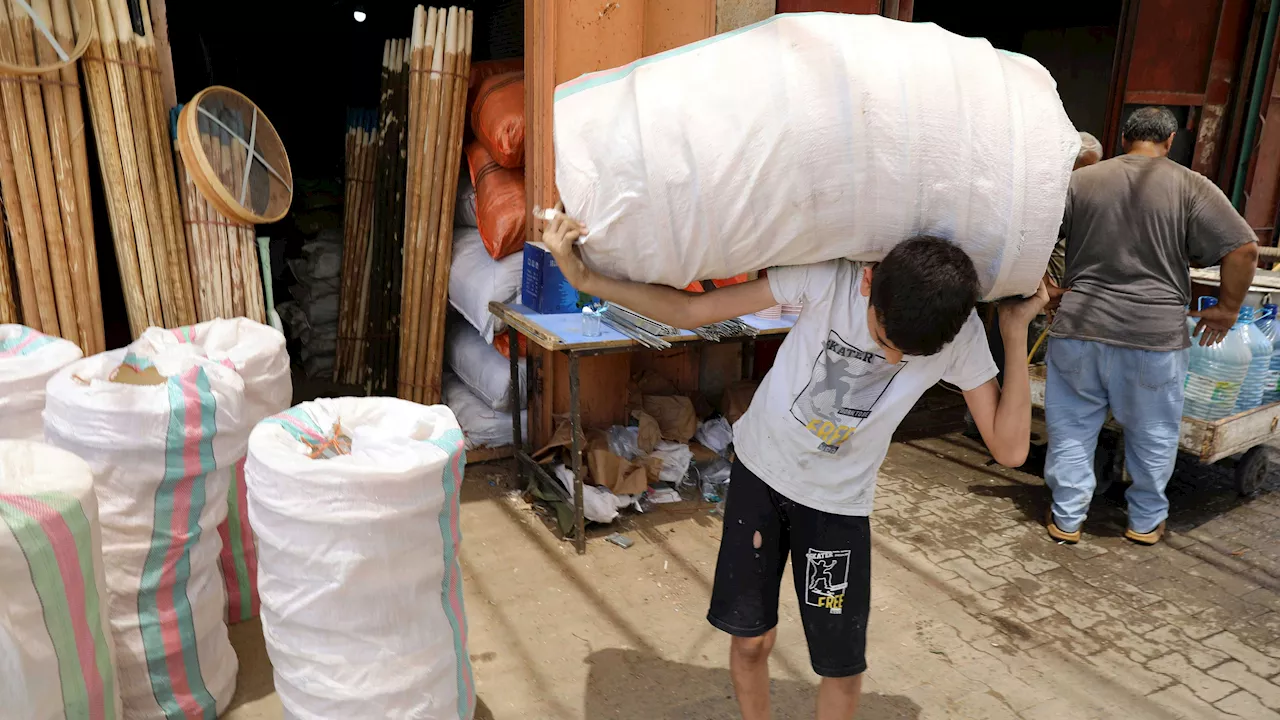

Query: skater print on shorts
left=790, top=329, right=906, bottom=453
left=805, top=548, right=851, bottom=614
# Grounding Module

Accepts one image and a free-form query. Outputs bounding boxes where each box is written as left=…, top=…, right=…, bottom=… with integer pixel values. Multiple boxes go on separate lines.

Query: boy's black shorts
left=707, top=459, right=871, bottom=678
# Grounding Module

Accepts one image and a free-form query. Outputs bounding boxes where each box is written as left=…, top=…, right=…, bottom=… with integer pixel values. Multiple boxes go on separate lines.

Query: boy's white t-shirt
left=734, top=260, right=998, bottom=516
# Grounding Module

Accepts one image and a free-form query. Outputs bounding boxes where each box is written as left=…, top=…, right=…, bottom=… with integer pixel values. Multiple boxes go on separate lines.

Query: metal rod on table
left=508, top=327, right=524, bottom=487
left=569, top=353, right=585, bottom=554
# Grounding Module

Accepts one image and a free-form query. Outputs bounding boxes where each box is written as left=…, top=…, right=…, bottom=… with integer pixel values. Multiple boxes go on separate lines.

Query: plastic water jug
left=1235, top=306, right=1273, bottom=412
left=1184, top=298, right=1252, bottom=421
left=1258, top=303, right=1280, bottom=405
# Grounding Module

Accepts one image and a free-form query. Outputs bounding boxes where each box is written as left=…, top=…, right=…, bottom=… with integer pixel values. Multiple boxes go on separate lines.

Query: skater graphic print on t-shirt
left=790, top=329, right=906, bottom=453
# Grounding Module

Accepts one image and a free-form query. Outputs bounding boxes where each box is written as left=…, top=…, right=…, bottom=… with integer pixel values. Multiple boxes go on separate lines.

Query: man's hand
left=1188, top=303, right=1237, bottom=347
left=998, top=281, right=1050, bottom=337
left=540, top=204, right=591, bottom=289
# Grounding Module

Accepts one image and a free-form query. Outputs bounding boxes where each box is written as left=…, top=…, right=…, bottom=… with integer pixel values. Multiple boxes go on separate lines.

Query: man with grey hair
left=1043, top=107, right=1258, bottom=545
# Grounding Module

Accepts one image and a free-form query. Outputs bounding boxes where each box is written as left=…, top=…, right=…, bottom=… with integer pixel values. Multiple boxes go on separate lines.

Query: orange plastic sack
left=466, top=141, right=527, bottom=260
left=471, top=72, right=525, bottom=169
left=682, top=274, right=751, bottom=293
left=469, top=58, right=524, bottom=107
left=493, top=332, right=527, bottom=359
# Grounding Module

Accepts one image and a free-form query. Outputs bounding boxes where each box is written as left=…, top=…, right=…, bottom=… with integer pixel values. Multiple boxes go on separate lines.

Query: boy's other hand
left=540, top=202, right=591, bottom=288
left=999, top=281, right=1049, bottom=335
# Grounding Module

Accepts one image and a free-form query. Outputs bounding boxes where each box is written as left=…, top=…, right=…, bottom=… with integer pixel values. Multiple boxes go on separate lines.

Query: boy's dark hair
left=870, top=236, right=979, bottom=356
left=1122, top=106, right=1177, bottom=144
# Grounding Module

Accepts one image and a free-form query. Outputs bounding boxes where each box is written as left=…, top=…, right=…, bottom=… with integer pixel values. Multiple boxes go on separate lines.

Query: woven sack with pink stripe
left=0, top=440, right=122, bottom=720
left=0, top=325, right=83, bottom=440
left=43, top=347, right=244, bottom=719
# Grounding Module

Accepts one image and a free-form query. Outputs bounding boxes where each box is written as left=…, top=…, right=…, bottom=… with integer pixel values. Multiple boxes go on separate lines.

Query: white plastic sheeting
left=554, top=13, right=1079, bottom=300
left=449, top=227, right=522, bottom=343
left=447, top=319, right=526, bottom=411
left=43, top=348, right=242, bottom=719
left=0, top=440, right=121, bottom=720
left=246, top=398, right=475, bottom=720
left=0, top=325, right=83, bottom=440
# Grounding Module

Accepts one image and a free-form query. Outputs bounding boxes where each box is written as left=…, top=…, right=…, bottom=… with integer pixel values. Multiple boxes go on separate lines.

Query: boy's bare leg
left=816, top=674, right=863, bottom=719
left=730, top=630, right=777, bottom=720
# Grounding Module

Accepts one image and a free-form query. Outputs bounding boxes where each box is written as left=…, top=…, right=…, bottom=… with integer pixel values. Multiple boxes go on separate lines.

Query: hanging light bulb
left=353, top=6, right=367, bottom=22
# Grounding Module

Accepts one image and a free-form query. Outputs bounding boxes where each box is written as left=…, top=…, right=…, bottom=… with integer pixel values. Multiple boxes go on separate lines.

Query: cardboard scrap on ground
left=642, top=395, right=697, bottom=443
left=633, top=410, right=661, bottom=452
left=586, top=431, right=650, bottom=495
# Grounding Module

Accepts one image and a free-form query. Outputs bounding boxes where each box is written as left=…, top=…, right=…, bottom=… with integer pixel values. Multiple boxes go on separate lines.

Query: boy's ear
left=861, top=266, right=873, bottom=297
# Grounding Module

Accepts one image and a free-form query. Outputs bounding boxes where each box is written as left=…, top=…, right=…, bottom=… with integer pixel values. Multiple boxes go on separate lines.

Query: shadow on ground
left=582, top=648, right=921, bottom=720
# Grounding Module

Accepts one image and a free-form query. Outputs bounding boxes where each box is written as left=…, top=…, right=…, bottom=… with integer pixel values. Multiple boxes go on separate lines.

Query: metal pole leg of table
left=507, top=327, right=524, bottom=486
left=569, top=353, right=586, bottom=554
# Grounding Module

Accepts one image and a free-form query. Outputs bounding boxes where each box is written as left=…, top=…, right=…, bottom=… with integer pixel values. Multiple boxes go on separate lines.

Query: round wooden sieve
left=176, top=85, right=293, bottom=225
left=0, top=0, right=95, bottom=76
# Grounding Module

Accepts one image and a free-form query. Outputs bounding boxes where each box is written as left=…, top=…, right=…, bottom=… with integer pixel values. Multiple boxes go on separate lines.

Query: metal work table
left=488, top=302, right=795, bottom=553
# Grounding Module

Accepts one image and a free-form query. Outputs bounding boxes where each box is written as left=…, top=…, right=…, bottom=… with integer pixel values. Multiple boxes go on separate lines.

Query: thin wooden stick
left=79, top=0, right=147, bottom=336
left=0, top=60, right=41, bottom=327
left=0, top=223, right=16, bottom=323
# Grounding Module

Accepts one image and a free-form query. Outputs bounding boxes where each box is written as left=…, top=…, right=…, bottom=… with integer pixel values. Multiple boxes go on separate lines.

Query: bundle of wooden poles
left=80, top=0, right=194, bottom=336
left=0, top=0, right=103, bottom=352
left=362, top=38, right=411, bottom=396
left=174, top=104, right=266, bottom=324
left=398, top=5, right=472, bottom=404
left=335, top=108, right=377, bottom=385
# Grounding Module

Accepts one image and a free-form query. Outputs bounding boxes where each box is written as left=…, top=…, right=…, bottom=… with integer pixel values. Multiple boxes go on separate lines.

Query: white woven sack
left=0, top=440, right=121, bottom=720
left=446, top=319, right=526, bottom=411
left=0, top=325, right=83, bottom=440
left=246, top=398, right=475, bottom=720
left=129, top=320, right=291, bottom=625
left=443, top=373, right=526, bottom=450
left=43, top=348, right=243, bottom=719
left=449, top=226, right=522, bottom=343
left=554, top=13, right=1079, bottom=300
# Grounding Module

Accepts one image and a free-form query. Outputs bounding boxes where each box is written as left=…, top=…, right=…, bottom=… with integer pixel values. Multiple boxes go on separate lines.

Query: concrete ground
left=223, top=400, right=1280, bottom=720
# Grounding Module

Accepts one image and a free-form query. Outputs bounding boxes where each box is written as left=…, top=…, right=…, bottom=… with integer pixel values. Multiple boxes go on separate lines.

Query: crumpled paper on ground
left=642, top=395, right=696, bottom=443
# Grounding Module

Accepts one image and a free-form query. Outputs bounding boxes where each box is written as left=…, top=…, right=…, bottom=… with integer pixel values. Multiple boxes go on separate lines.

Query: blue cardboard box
left=522, top=242, right=582, bottom=314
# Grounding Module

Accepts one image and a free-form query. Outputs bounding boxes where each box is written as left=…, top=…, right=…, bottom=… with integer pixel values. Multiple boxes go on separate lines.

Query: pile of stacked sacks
left=1184, top=300, right=1280, bottom=420
left=443, top=58, right=530, bottom=449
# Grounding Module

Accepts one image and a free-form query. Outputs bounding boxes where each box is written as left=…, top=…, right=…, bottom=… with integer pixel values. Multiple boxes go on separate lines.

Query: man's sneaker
left=1045, top=509, right=1081, bottom=544
left=1124, top=522, right=1166, bottom=546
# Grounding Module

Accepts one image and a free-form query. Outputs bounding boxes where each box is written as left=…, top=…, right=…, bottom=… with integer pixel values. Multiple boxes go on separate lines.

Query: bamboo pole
left=0, top=224, right=16, bottom=323
left=52, top=0, right=101, bottom=352
left=28, top=0, right=88, bottom=349
left=404, top=6, right=424, bottom=244
left=0, top=62, right=41, bottom=327
left=349, top=114, right=377, bottom=383
left=401, top=8, right=447, bottom=401
left=0, top=0, right=59, bottom=333
left=79, top=0, right=148, bottom=336
left=220, top=111, right=244, bottom=318
left=421, top=8, right=472, bottom=405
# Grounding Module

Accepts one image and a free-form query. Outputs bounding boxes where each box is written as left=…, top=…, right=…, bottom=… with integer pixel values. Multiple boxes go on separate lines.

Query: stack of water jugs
left=1184, top=299, right=1280, bottom=420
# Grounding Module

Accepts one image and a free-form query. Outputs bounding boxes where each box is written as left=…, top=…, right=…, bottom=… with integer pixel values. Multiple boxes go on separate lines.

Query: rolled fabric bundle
left=554, top=13, right=1079, bottom=300
left=0, top=325, right=84, bottom=440
left=129, top=320, right=291, bottom=624
left=0, top=440, right=121, bottom=720
left=247, top=398, right=474, bottom=719
left=43, top=348, right=244, bottom=719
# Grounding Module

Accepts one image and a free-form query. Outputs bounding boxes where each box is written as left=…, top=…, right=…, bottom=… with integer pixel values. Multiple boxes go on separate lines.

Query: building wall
left=717, top=0, right=774, bottom=33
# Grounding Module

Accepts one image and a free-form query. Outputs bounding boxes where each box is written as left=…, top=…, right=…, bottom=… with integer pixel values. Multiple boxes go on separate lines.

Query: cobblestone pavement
left=875, top=395, right=1280, bottom=720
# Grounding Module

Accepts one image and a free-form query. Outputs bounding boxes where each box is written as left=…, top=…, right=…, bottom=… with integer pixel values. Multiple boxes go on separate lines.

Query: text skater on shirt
left=541, top=209, right=1048, bottom=720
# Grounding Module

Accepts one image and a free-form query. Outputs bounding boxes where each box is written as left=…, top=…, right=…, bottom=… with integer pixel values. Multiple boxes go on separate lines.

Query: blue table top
left=495, top=303, right=796, bottom=350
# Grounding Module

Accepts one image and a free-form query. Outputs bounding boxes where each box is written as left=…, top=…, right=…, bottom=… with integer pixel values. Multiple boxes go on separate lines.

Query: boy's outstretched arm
left=540, top=211, right=776, bottom=329
left=962, top=285, right=1050, bottom=468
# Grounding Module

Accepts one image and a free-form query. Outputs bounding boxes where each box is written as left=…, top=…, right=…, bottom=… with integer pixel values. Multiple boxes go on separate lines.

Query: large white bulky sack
left=0, top=325, right=83, bottom=440
left=449, top=226, right=522, bottom=343
left=443, top=373, right=526, bottom=450
left=247, top=398, right=475, bottom=720
left=447, top=319, right=526, bottom=411
left=554, top=13, right=1079, bottom=300
left=0, top=440, right=121, bottom=720
left=43, top=348, right=244, bottom=719
left=129, top=321, right=292, bottom=625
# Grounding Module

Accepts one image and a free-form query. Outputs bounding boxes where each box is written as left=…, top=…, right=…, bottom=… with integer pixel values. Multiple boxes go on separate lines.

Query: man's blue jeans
left=1044, top=338, right=1188, bottom=534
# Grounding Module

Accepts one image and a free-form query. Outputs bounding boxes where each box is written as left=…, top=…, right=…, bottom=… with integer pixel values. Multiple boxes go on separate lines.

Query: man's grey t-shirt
left=1050, top=155, right=1256, bottom=351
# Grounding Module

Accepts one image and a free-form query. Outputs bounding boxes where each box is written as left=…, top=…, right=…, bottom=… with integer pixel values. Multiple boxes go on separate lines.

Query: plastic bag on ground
left=443, top=373, right=527, bottom=450
left=449, top=226, right=523, bottom=343
left=0, top=325, right=83, bottom=440
left=0, top=440, right=121, bottom=720
left=447, top=318, right=526, bottom=411
left=43, top=348, right=243, bottom=719
left=695, top=417, right=734, bottom=457
left=651, top=441, right=694, bottom=486
left=553, top=464, right=633, bottom=524
left=246, top=398, right=475, bottom=719
left=128, top=320, right=291, bottom=624
left=554, top=13, right=1078, bottom=300
left=466, top=141, right=527, bottom=260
